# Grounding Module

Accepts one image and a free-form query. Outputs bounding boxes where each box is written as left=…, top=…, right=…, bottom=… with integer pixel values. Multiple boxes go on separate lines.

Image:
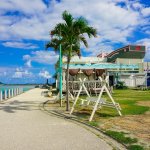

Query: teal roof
left=63, top=63, right=139, bottom=69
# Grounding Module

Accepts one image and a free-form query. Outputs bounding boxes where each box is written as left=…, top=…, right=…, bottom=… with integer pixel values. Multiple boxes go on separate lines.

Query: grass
left=50, top=89, right=149, bottom=149
left=127, top=145, right=144, bottom=150
left=105, top=130, right=145, bottom=150
left=112, top=89, right=150, bottom=115
left=75, top=89, right=150, bottom=117
left=70, top=89, right=150, bottom=149
left=88, top=121, right=99, bottom=127
left=105, top=130, right=138, bottom=144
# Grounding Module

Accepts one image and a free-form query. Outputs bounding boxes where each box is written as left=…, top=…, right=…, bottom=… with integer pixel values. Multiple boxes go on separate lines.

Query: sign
left=135, top=46, right=141, bottom=51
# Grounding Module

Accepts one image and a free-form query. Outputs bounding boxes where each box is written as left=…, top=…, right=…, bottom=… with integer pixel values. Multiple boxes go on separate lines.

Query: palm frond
left=45, top=38, right=61, bottom=51
left=85, top=26, right=97, bottom=38
left=62, top=10, right=74, bottom=27
left=79, top=35, right=88, bottom=48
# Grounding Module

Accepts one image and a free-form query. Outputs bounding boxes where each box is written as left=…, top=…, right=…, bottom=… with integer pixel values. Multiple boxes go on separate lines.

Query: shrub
left=116, top=81, right=127, bottom=89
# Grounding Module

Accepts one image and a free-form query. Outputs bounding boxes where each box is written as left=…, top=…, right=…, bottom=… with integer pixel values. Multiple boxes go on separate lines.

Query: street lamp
left=59, top=33, right=62, bottom=107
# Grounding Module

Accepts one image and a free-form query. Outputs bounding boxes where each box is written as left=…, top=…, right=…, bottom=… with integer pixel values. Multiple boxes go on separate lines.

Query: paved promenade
left=0, top=88, right=112, bottom=150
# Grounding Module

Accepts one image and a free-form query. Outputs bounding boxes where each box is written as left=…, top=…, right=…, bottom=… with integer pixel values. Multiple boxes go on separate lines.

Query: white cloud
left=0, top=0, right=149, bottom=56
left=136, top=38, right=150, bottom=61
left=25, top=60, right=32, bottom=68
left=0, top=71, right=7, bottom=77
left=0, top=0, right=46, bottom=15
left=12, top=67, right=33, bottom=78
left=2, top=41, right=38, bottom=49
left=81, top=37, right=113, bottom=56
left=23, top=51, right=59, bottom=65
left=141, top=25, right=150, bottom=35
left=23, top=55, right=30, bottom=60
left=0, top=66, right=15, bottom=72
left=39, top=70, right=51, bottom=79
left=0, top=66, right=48, bottom=84
left=141, top=7, right=150, bottom=17
left=132, top=2, right=143, bottom=10
left=0, top=0, right=147, bottom=42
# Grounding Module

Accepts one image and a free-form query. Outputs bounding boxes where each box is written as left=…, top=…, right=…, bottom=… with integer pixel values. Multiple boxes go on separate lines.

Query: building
left=99, top=45, right=147, bottom=87
left=57, top=45, right=149, bottom=90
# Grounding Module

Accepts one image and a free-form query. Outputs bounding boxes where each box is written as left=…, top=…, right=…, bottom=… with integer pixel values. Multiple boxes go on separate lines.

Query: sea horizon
left=0, top=85, right=35, bottom=92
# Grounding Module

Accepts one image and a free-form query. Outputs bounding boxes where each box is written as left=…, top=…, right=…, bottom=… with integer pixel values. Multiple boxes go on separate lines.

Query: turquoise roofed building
left=56, top=45, right=150, bottom=91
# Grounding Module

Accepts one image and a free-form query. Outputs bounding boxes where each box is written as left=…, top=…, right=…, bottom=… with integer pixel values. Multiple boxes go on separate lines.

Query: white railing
left=57, top=80, right=107, bottom=92
left=0, top=88, right=24, bottom=101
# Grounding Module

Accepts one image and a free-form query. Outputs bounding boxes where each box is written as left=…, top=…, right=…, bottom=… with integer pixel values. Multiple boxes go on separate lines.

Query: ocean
left=0, top=85, right=35, bottom=92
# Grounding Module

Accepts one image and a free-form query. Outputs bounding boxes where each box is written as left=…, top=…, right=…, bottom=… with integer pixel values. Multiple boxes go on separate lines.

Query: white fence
left=0, top=88, right=24, bottom=101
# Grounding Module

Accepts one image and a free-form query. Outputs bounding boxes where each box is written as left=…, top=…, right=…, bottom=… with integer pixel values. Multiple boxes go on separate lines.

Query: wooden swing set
left=70, top=76, right=122, bottom=121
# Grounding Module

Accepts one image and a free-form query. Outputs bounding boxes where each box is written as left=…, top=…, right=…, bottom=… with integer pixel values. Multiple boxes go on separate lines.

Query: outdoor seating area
left=41, top=74, right=121, bottom=122
left=69, top=80, right=103, bottom=96
left=69, top=76, right=122, bottom=121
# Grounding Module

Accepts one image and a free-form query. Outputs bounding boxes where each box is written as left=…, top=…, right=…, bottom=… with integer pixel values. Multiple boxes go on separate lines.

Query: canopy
left=63, top=63, right=139, bottom=69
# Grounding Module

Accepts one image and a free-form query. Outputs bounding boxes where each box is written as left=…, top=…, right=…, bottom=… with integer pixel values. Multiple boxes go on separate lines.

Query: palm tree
left=47, top=11, right=97, bottom=111
left=46, top=38, right=81, bottom=58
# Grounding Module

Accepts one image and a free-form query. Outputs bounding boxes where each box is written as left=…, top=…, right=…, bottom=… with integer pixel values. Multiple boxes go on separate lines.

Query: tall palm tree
left=46, top=38, right=81, bottom=58
left=47, top=11, right=97, bottom=111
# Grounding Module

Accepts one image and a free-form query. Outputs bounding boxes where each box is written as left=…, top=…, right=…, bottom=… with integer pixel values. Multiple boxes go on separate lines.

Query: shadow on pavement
left=0, top=100, right=40, bottom=113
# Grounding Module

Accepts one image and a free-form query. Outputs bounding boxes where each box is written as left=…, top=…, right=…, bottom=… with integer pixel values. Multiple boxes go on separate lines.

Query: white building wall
left=135, top=76, right=145, bottom=86
left=120, top=74, right=145, bottom=87
left=120, top=75, right=133, bottom=87
left=116, top=58, right=143, bottom=65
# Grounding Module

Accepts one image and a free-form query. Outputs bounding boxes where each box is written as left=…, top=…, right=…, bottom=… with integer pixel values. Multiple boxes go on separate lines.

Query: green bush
left=116, top=81, right=127, bottom=89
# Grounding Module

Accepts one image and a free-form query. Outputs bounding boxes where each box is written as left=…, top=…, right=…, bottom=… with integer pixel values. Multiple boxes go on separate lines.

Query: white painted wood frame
left=70, top=78, right=91, bottom=115
left=89, top=76, right=122, bottom=121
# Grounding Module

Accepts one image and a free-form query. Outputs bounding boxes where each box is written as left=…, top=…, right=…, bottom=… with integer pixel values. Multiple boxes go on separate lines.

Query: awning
left=63, top=63, right=139, bottom=69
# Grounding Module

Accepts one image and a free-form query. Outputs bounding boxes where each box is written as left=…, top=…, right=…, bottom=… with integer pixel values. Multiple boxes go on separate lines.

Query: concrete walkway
left=0, top=88, right=112, bottom=150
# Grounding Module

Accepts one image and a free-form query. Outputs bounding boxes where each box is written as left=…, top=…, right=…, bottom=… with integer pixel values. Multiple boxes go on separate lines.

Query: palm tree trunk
left=66, top=56, right=70, bottom=111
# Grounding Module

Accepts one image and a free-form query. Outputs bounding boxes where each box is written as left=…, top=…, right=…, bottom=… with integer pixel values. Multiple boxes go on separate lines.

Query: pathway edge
left=40, top=100, right=127, bottom=150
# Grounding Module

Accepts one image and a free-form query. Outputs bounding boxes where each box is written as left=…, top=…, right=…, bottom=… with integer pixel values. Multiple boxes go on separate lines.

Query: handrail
left=0, top=88, right=24, bottom=101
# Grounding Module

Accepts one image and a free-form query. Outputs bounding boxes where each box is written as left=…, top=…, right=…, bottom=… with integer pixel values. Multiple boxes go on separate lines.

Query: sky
left=0, top=0, right=150, bottom=84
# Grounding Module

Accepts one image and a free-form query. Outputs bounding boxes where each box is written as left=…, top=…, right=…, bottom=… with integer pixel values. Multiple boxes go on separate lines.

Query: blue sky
left=0, top=0, right=150, bottom=84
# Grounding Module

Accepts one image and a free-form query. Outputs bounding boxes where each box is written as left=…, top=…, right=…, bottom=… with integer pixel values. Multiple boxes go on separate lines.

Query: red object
left=135, top=46, right=141, bottom=51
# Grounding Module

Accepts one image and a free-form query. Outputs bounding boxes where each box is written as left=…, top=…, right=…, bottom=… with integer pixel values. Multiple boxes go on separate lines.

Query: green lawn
left=70, top=89, right=150, bottom=149
left=73, top=89, right=150, bottom=118
left=48, top=89, right=150, bottom=149
left=105, top=130, right=144, bottom=150
left=112, top=89, right=150, bottom=115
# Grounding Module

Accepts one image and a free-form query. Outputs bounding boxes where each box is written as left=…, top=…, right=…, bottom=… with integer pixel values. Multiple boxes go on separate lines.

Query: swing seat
left=80, top=97, right=106, bottom=106
left=86, top=97, right=106, bottom=103
left=99, top=101, right=121, bottom=110
left=86, top=97, right=121, bottom=110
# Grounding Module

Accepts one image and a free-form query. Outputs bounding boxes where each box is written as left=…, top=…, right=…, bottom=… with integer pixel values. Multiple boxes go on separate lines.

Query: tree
left=46, top=11, right=97, bottom=111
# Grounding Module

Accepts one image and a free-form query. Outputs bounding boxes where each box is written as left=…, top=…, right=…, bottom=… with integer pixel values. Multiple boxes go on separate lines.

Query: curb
left=40, top=100, right=127, bottom=150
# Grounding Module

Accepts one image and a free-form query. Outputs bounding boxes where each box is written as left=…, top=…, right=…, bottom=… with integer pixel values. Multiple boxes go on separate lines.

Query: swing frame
left=70, top=76, right=122, bottom=121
